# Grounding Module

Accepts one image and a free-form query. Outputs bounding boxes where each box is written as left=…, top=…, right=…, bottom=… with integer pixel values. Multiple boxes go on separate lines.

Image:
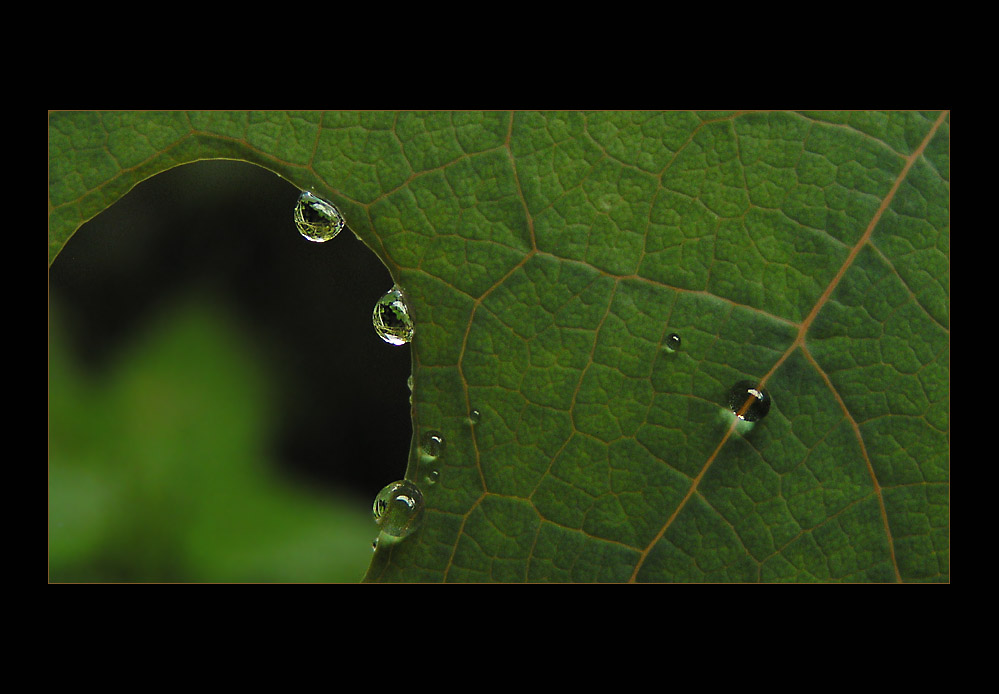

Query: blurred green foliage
left=49, top=294, right=374, bottom=582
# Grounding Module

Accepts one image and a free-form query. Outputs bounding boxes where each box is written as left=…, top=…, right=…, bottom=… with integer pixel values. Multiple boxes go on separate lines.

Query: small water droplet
left=373, top=285, right=414, bottom=346
left=424, top=468, right=440, bottom=486
left=372, top=538, right=379, bottom=551
left=372, top=480, right=425, bottom=538
left=665, top=333, right=681, bottom=351
left=420, top=430, right=446, bottom=459
left=294, top=191, right=345, bottom=242
left=469, top=409, right=481, bottom=424
left=727, top=380, right=772, bottom=422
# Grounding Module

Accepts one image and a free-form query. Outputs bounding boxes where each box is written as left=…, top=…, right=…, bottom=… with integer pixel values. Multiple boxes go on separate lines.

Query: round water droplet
left=727, top=380, right=772, bottom=422
left=372, top=480, right=425, bottom=538
left=372, top=286, right=414, bottom=346
left=424, top=468, right=440, bottom=486
left=420, top=430, right=446, bottom=459
left=294, top=191, right=345, bottom=242
left=469, top=409, right=481, bottom=424
left=665, top=333, right=681, bottom=351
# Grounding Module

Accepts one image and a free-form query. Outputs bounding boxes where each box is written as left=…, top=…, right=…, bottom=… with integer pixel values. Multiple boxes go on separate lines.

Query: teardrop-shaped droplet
left=294, top=191, right=345, bottom=242
left=469, top=409, right=481, bottom=424
left=372, top=480, right=425, bottom=538
left=665, top=333, right=681, bottom=351
left=420, top=430, right=446, bottom=459
left=727, top=380, right=772, bottom=422
left=372, top=286, right=414, bottom=346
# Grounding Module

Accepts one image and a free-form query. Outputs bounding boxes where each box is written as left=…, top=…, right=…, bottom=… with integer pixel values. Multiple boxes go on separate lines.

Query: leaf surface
left=48, top=110, right=950, bottom=582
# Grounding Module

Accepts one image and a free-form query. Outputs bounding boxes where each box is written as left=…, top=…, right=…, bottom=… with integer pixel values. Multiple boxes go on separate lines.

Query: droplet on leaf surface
left=372, top=480, right=424, bottom=538
left=424, top=468, right=440, bottom=486
left=294, top=191, right=345, bottom=242
left=469, top=409, right=481, bottom=424
left=420, top=430, right=446, bottom=459
left=665, top=333, right=681, bottom=351
left=727, top=380, right=772, bottom=422
left=372, top=286, right=414, bottom=346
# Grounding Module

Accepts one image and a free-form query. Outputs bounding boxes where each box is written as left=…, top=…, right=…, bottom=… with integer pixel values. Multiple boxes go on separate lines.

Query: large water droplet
left=727, top=380, right=772, bottom=422
left=420, top=430, right=446, bottom=459
left=294, top=191, right=345, bottom=242
left=372, top=286, right=414, bottom=346
left=372, top=480, right=425, bottom=538
left=665, top=333, right=681, bottom=352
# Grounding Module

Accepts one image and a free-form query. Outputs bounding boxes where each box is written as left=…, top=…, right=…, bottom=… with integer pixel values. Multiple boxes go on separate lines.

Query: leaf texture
left=48, top=111, right=950, bottom=582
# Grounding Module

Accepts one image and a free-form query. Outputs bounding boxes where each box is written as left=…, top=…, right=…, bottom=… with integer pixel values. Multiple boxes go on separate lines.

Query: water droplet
left=665, top=333, right=681, bottom=351
left=424, top=468, right=440, bottom=486
left=372, top=285, right=414, bottom=346
left=294, top=191, right=345, bottom=242
left=727, top=380, right=772, bottom=422
left=372, top=480, right=425, bottom=538
left=372, top=538, right=379, bottom=551
left=420, top=430, right=446, bottom=459
left=469, top=409, right=481, bottom=424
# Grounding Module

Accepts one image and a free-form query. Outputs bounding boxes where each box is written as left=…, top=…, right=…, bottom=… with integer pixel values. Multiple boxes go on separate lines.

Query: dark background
left=49, top=160, right=413, bottom=501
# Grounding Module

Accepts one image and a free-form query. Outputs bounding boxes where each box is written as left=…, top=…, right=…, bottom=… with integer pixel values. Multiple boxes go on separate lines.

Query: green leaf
left=48, top=111, right=950, bottom=582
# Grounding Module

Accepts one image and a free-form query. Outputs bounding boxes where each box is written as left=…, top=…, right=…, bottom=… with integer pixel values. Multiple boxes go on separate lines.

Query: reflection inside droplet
left=294, top=191, right=345, bottom=242
left=372, top=285, right=414, bottom=346
left=420, top=430, right=446, bottom=459
left=726, top=380, right=772, bottom=422
left=372, top=479, right=425, bottom=538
